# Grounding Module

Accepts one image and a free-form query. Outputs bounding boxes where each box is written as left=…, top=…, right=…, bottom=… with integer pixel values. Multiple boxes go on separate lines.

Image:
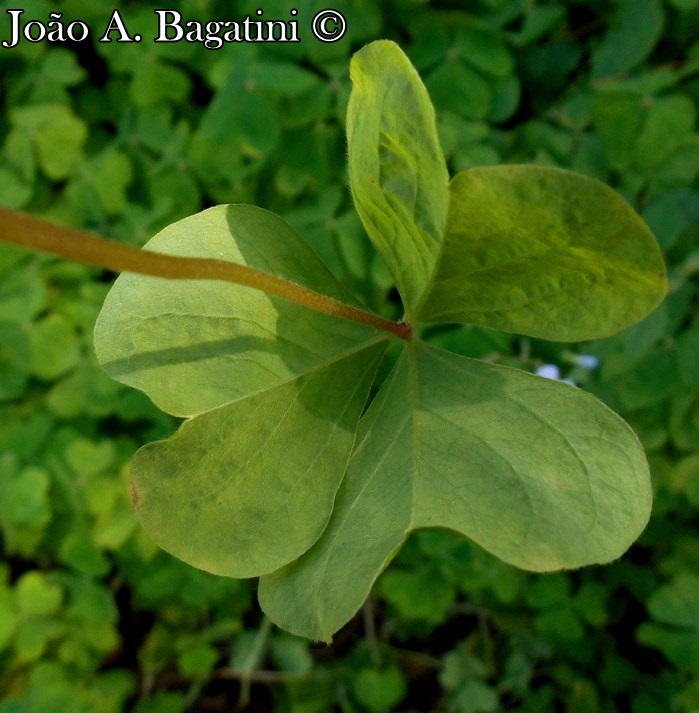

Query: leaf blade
left=94, top=204, right=381, bottom=417
left=131, top=340, right=387, bottom=579
left=259, top=353, right=413, bottom=640
left=411, top=343, right=651, bottom=570
left=415, top=165, right=667, bottom=340
left=260, top=341, right=652, bottom=640
left=347, top=40, right=450, bottom=314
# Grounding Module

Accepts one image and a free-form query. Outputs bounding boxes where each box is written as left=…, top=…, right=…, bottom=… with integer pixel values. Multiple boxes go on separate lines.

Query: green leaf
left=534, top=604, right=584, bottom=642
left=414, top=166, right=667, bottom=340
left=16, top=572, right=63, bottom=616
left=352, top=667, right=407, bottom=713
left=0, top=263, right=46, bottom=323
left=378, top=567, right=455, bottom=624
left=524, top=574, right=571, bottom=609
left=590, top=0, right=664, bottom=79
left=440, top=646, right=488, bottom=689
left=148, top=170, right=200, bottom=226
left=633, top=95, right=697, bottom=172
left=637, top=622, right=699, bottom=673
left=513, top=5, right=566, bottom=46
left=647, top=574, right=699, bottom=631
left=451, top=681, right=499, bottom=713
left=188, top=65, right=279, bottom=192
left=177, top=644, right=218, bottom=678
left=613, top=343, right=680, bottom=410
left=130, top=60, right=191, bottom=107
left=95, top=204, right=388, bottom=577
left=243, top=61, right=318, bottom=96
left=0, top=166, right=32, bottom=210
left=82, top=150, right=134, bottom=216
left=642, top=189, right=699, bottom=251
left=670, top=394, right=699, bottom=451
left=59, top=530, right=111, bottom=576
left=0, top=456, right=51, bottom=554
left=593, top=92, right=645, bottom=170
left=5, top=124, right=36, bottom=184
left=269, top=634, right=313, bottom=675
left=29, top=314, right=80, bottom=380
left=65, top=438, right=115, bottom=478
left=455, top=24, right=514, bottom=78
left=94, top=205, right=385, bottom=418
left=489, top=74, right=521, bottom=123
left=426, top=62, right=493, bottom=120
left=260, top=342, right=651, bottom=640
left=88, top=39, right=665, bottom=645
left=15, top=617, right=66, bottom=663
left=129, top=340, right=385, bottom=578
left=11, top=104, right=87, bottom=180
left=574, top=582, right=609, bottom=626
left=347, top=40, right=449, bottom=313
left=39, top=49, right=86, bottom=88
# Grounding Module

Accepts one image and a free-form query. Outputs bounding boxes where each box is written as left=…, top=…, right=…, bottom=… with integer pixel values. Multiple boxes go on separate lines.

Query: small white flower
left=535, top=364, right=578, bottom=387
left=575, top=354, right=599, bottom=369
left=535, top=364, right=561, bottom=380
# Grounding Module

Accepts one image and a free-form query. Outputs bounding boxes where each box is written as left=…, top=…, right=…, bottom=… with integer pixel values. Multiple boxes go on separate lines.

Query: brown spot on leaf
left=130, top=482, right=139, bottom=507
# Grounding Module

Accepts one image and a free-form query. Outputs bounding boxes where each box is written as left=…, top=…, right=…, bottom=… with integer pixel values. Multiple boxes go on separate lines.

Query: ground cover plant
left=1, top=1, right=698, bottom=711
left=2, top=37, right=668, bottom=642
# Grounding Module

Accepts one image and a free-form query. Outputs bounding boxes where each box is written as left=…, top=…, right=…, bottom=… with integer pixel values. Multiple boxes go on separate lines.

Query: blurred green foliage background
left=0, top=0, right=698, bottom=711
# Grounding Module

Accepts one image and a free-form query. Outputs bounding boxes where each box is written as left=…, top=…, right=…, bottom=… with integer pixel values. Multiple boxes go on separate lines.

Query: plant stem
left=0, top=207, right=412, bottom=340
left=238, top=616, right=273, bottom=708
left=362, top=597, right=381, bottom=667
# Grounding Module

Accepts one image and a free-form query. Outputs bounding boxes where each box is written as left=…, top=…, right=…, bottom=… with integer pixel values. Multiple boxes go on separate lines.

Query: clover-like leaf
left=94, top=205, right=389, bottom=575
left=83, top=40, right=668, bottom=642
left=347, top=40, right=449, bottom=314
left=129, top=340, right=385, bottom=577
left=414, top=166, right=667, bottom=340
left=259, top=342, right=652, bottom=640
left=94, top=205, right=383, bottom=417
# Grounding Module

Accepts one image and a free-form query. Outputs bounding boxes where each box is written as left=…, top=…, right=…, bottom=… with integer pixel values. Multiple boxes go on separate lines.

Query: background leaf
left=10, top=104, right=87, bottom=181
left=590, top=0, right=664, bottom=79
